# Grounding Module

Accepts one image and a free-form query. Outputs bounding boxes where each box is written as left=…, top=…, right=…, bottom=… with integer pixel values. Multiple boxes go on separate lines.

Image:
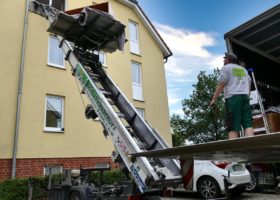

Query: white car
left=183, top=160, right=251, bottom=199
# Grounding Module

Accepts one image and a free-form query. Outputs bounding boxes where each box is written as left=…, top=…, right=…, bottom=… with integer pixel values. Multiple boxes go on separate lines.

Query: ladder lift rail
left=248, top=68, right=270, bottom=134
left=58, top=36, right=159, bottom=193
left=29, top=1, right=181, bottom=193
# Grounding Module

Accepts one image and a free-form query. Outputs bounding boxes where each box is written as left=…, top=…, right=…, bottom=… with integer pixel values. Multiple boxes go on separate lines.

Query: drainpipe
left=12, top=0, right=30, bottom=179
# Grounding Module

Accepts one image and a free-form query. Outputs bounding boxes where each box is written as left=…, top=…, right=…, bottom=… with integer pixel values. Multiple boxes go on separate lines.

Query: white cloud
left=153, top=23, right=224, bottom=115
left=155, top=23, right=215, bottom=58
left=171, top=109, right=185, bottom=117
left=168, top=98, right=181, bottom=105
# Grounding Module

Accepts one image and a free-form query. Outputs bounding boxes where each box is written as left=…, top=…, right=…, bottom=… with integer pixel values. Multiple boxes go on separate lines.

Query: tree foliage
left=171, top=69, right=227, bottom=146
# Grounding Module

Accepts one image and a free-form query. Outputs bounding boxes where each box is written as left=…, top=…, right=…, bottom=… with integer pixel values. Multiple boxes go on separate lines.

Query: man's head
left=223, top=52, right=239, bottom=65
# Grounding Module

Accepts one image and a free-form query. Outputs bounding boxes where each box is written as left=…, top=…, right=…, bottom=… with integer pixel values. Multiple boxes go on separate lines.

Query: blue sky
left=137, top=0, right=279, bottom=116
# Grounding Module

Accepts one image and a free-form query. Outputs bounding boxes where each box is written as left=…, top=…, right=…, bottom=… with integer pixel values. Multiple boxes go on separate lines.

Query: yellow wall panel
left=0, top=0, right=172, bottom=160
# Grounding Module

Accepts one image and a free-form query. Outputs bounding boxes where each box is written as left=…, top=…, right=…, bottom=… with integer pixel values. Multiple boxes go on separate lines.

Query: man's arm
left=210, top=82, right=225, bottom=106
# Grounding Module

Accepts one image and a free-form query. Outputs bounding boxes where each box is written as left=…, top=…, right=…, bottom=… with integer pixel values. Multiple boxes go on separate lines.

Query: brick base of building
left=0, top=157, right=118, bottom=181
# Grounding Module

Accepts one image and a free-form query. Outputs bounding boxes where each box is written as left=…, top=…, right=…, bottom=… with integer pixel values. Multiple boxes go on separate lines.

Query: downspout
left=12, top=0, right=30, bottom=179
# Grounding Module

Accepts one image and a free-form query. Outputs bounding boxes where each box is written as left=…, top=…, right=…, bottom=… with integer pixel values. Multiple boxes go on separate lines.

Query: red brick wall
left=0, top=157, right=118, bottom=181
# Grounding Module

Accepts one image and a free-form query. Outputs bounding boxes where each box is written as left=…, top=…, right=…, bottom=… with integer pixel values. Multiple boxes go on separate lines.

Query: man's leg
left=242, top=96, right=254, bottom=137
left=229, top=131, right=239, bottom=139
left=245, top=127, right=254, bottom=137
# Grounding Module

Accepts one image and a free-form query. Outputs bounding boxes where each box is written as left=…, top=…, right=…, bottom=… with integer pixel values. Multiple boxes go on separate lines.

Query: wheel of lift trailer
left=245, top=172, right=258, bottom=192
left=142, top=196, right=161, bottom=200
left=197, top=177, right=221, bottom=199
left=69, top=191, right=82, bottom=200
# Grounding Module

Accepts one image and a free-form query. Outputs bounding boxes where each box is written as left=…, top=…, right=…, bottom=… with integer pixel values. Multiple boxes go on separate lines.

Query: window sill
left=130, top=52, right=141, bottom=57
left=44, top=128, right=64, bottom=133
left=47, top=63, right=66, bottom=70
left=133, top=99, right=145, bottom=103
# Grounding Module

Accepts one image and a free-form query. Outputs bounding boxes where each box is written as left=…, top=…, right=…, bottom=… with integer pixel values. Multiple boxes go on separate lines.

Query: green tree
left=171, top=114, right=192, bottom=146
left=171, top=69, right=227, bottom=145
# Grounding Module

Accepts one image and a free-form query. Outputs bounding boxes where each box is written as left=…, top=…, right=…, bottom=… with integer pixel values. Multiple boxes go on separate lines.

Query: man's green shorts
left=225, top=95, right=252, bottom=132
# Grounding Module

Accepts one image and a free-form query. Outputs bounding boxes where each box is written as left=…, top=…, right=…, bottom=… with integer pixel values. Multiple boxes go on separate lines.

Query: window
left=37, top=0, right=65, bottom=10
left=48, top=36, right=65, bottom=68
left=131, top=62, right=143, bottom=100
left=44, top=95, right=64, bottom=132
left=44, top=165, right=63, bottom=176
left=99, top=51, right=107, bottom=67
left=136, top=108, right=145, bottom=119
left=129, top=21, right=140, bottom=54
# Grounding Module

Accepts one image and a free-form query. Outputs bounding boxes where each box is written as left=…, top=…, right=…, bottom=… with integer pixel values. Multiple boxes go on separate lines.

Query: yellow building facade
left=0, top=0, right=172, bottom=180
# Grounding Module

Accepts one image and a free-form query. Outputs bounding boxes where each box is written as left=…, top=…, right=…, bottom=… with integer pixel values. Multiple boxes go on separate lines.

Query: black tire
left=142, top=196, right=161, bottom=200
left=245, top=172, right=258, bottom=192
left=69, top=191, right=82, bottom=200
left=197, top=177, right=221, bottom=199
left=231, top=186, right=245, bottom=197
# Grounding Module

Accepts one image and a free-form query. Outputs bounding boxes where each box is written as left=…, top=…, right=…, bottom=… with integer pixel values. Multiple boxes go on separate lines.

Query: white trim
left=131, top=61, right=144, bottom=101
left=129, top=20, right=140, bottom=55
left=136, top=107, right=145, bottom=119
left=99, top=51, right=107, bottom=67
left=44, top=165, right=63, bottom=176
left=44, top=95, right=65, bottom=133
left=116, top=0, right=171, bottom=58
left=48, top=36, right=65, bottom=68
left=64, top=0, right=68, bottom=11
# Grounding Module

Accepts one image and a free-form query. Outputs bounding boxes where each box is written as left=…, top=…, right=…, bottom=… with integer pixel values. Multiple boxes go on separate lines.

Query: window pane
left=131, top=62, right=143, bottom=100
left=48, top=36, right=64, bottom=67
left=37, top=0, right=50, bottom=5
left=44, top=165, right=62, bottom=176
left=136, top=108, right=145, bottom=119
left=129, top=22, right=138, bottom=41
left=99, top=51, right=106, bottom=66
left=129, top=21, right=140, bottom=54
left=46, top=96, right=63, bottom=128
left=131, top=63, right=141, bottom=84
left=52, top=0, right=65, bottom=11
left=36, top=0, right=65, bottom=10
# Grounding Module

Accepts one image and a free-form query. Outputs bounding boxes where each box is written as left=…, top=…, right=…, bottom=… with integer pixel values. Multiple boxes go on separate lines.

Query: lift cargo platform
left=131, top=132, right=280, bottom=163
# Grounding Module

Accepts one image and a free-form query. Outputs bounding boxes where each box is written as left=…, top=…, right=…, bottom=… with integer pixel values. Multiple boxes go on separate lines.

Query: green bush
left=0, top=177, right=48, bottom=200
left=90, top=169, right=129, bottom=187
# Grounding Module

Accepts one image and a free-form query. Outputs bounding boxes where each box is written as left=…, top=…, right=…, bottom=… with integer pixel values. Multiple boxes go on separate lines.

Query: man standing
left=210, top=52, right=254, bottom=139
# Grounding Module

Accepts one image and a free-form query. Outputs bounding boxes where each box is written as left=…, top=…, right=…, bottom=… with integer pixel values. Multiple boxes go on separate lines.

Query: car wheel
left=245, top=172, right=258, bottom=192
left=69, top=191, right=82, bottom=200
left=231, top=186, right=245, bottom=197
left=197, top=177, right=221, bottom=199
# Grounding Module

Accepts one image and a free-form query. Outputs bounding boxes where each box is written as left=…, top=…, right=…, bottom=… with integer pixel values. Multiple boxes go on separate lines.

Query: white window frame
left=129, top=20, right=140, bottom=55
left=131, top=61, right=143, bottom=101
left=44, top=95, right=65, bottom=132
left=136, top=108, right=145, bottom=119
left=44, top=165, right=63, bottom=176
left=48, top=35, right=65, bottom=68
left=99, top=51, right=107, bottom=67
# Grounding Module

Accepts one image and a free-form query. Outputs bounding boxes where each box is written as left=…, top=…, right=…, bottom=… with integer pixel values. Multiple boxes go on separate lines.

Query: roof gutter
left=12, top=0, right=30, bottom=179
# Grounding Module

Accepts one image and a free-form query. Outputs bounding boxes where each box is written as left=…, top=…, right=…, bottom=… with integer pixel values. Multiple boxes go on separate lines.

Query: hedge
left=0, top=169, right=128, bottom=200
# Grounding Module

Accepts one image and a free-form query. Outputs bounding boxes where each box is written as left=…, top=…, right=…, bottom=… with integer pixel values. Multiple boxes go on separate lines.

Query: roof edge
left=225, top=4, right=280, bottom=38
